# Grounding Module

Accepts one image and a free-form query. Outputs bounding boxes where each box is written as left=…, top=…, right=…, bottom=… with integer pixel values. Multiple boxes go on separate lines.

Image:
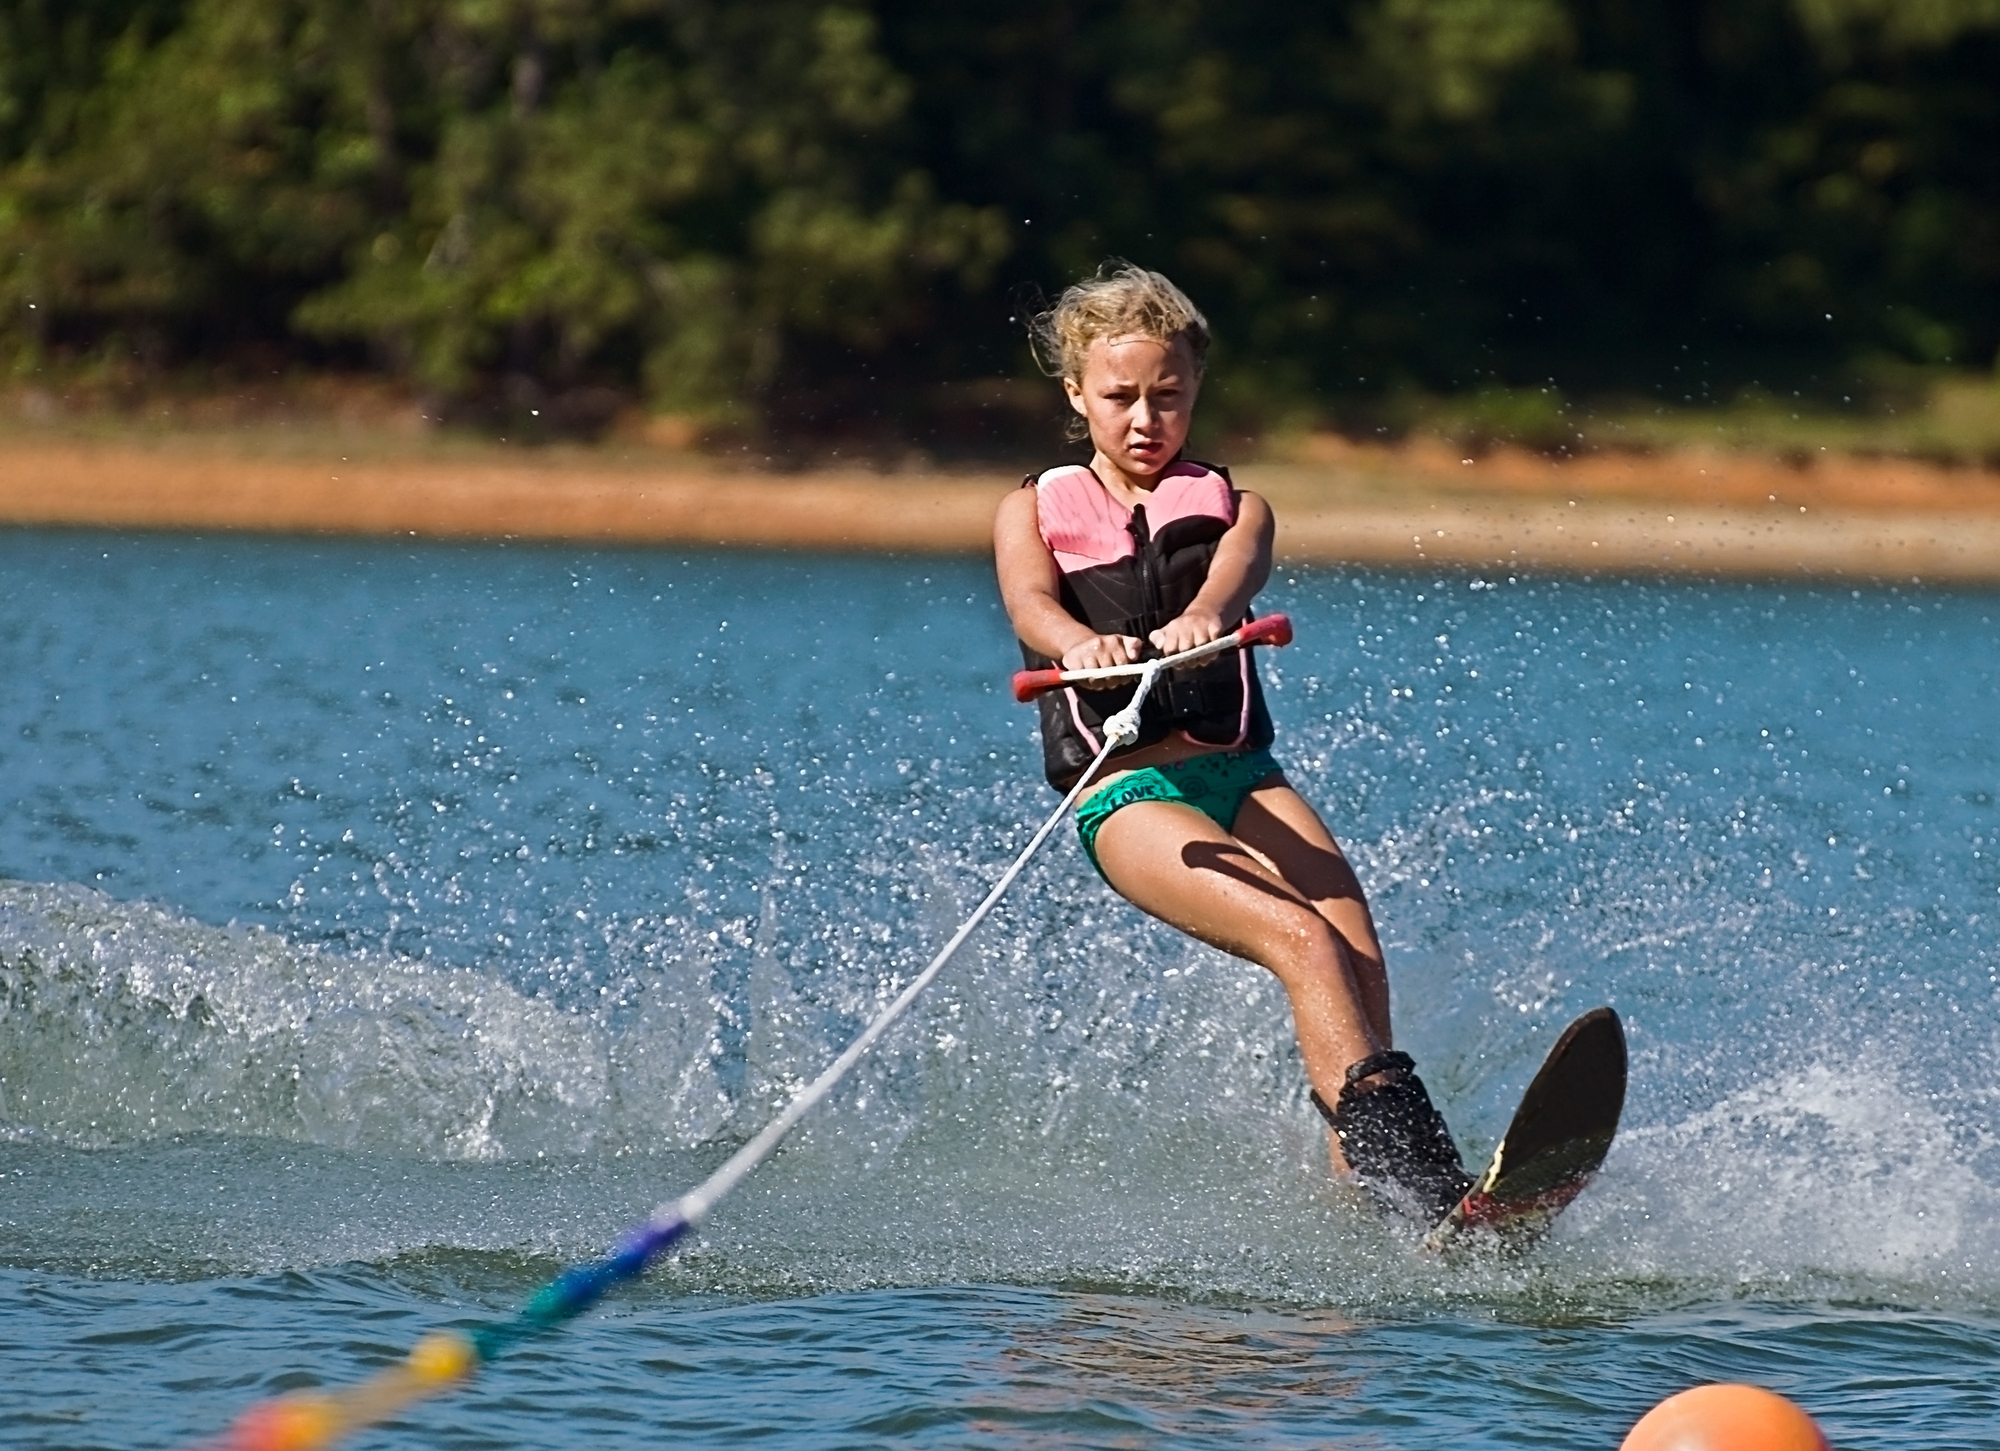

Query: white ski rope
left=668, top=654, right=1161, bottom=1230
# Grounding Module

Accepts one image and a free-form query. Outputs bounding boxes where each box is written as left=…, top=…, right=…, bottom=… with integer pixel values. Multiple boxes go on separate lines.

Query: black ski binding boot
left=1312, top=1050, right=1472, bottom=1226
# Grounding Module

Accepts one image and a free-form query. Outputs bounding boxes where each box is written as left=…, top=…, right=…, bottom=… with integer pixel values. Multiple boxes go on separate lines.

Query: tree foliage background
left=1, top=0, right=1996, bottom=439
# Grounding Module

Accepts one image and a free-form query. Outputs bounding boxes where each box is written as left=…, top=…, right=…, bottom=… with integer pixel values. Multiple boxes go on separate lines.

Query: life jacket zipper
left=1129, top=503, right=1156, bottom=639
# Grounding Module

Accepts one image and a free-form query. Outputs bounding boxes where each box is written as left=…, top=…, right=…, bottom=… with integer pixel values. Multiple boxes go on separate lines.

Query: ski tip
left=1422, top=1004, right=1629, bottom=1258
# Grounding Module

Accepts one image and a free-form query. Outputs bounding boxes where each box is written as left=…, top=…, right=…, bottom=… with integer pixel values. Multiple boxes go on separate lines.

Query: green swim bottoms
left=1074, top=747, right=1284, bottom=878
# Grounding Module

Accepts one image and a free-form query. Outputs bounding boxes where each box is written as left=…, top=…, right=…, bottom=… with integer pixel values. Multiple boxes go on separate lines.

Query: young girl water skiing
left=994, top=264, right=1470, bottom=1223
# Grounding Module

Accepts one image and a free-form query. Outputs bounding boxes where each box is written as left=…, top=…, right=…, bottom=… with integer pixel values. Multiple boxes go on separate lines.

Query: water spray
left=188, top=616, right=1292, bottom=1451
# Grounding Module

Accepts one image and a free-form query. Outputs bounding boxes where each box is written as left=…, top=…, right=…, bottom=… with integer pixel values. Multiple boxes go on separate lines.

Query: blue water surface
left=3, top=529, right=1998, bottom=1448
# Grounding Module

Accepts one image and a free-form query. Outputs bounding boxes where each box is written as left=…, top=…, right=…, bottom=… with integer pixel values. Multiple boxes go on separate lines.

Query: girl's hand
left=1149, top=609, right=1224, bottom=658
left=1061, top=633, right=1146, bottom=686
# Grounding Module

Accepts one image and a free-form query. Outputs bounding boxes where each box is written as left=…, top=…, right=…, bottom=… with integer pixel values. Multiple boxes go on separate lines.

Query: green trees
left=1, top=0, right=1995, bottom=431
left=885, top=0, right=2000, bottom=411
left=0, top=0, right=1007, bottom=422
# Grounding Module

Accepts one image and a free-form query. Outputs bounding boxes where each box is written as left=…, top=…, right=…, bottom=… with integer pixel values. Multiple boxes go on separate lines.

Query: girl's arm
left=994, top=487, right=1147, bottom=674
left=1150, top=490, right=1275, bottom=655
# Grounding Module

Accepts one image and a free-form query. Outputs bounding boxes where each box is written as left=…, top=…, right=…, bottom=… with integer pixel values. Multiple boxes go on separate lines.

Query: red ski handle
left=1011, top=668, right=1070, bottom=703
left=1009, top=613, right=1294, bottom=702
left=1235, top=613, right=1294, bottom=649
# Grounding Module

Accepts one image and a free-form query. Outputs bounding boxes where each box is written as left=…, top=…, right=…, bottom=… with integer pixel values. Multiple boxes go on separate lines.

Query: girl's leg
left=1228, top=778, right=1469, bottom=1217
left=1089, top=797, right=1385, bottom=1122
left=1227, top=780, right=1391, bottom=1047
left=1095, top=781, right=1468, bottom=1216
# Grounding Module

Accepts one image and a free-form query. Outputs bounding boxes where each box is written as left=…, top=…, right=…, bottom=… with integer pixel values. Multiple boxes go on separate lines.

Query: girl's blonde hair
left=1029, top=262, right=1211, bottom=384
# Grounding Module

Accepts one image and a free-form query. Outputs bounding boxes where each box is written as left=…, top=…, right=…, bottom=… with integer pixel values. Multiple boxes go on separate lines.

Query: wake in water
left=5, top=873, right=1998, bottom=1313
left=1586, top=1059, right=2000, bottom=1294
left=0, top=870, right=1313, bottom=1169
left=0, top=879, right=723, bottom=1160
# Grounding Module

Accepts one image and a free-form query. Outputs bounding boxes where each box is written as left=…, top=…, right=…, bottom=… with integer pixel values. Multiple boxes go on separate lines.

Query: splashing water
left=3, top=532, right=1999, bottom=1445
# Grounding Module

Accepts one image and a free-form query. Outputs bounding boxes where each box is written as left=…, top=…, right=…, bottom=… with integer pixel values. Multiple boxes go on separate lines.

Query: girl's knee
left=1261, top=909, right=1353, bottom=985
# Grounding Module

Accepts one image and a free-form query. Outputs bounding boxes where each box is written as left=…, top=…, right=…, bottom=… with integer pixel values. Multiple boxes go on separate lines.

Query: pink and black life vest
left=1020, top=460, right=1275, bottom=787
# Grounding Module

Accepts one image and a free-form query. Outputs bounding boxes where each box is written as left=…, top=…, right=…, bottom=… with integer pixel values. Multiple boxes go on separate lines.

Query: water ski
left=1422, top=1005, right=1626, bottom=1255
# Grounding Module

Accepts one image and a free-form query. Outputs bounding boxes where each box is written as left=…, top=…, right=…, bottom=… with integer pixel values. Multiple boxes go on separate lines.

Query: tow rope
left=192, top=614, right=1292, bottom=1451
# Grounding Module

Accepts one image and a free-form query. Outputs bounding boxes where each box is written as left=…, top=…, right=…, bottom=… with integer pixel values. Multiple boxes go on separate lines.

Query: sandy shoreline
left=4, top=436, right=2000, bottom=583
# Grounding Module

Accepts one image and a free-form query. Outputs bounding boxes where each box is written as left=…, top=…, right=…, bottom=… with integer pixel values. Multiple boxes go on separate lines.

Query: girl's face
left=1064, top=333, right=1202, bottom=484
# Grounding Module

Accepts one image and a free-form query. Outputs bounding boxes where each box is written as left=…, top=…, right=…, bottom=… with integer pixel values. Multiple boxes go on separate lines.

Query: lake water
left=3, top=530, right=1997, bottom=1448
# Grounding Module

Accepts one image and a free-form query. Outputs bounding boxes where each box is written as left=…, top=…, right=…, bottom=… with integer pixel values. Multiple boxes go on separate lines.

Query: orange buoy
left=1620, top=1383, right=1831, bottom=1451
